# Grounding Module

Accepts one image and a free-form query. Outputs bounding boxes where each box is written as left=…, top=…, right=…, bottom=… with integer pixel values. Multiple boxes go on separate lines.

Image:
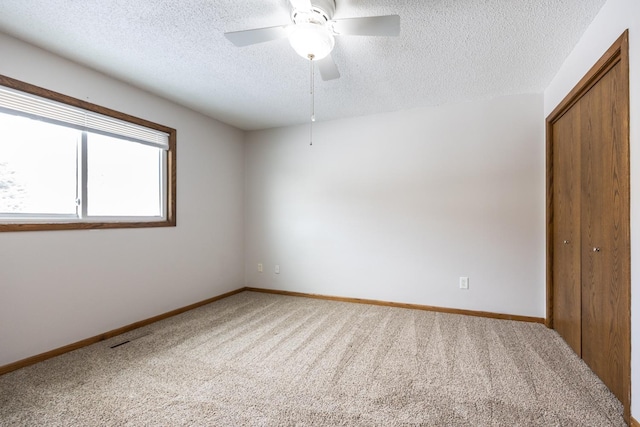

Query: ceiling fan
left=224, top=0, right=400, bottom=81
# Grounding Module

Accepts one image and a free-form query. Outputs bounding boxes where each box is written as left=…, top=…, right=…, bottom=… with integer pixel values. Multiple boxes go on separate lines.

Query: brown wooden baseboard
left=0, top=287, right=245, bottom=376
left=631, top=416, right=640, bottom=427
left=245, top=287, right=545, bottom=324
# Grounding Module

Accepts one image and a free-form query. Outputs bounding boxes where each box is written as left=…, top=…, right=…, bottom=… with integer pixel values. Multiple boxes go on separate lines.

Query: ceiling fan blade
left=224, top=25, right=289, bottom=47
left=290, top=0, right=312, bottom=11
left=331, top=15, right=400, bottom=37
left=317, top=54, right=340, bottom=81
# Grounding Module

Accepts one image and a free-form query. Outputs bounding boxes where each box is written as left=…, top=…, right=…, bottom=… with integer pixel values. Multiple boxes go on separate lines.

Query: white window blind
left=0, top=86, right=169, bottom=149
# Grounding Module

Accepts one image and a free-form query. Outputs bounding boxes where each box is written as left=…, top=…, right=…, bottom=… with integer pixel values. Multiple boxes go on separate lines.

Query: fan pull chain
left=309, top=54, right=315, bottom=146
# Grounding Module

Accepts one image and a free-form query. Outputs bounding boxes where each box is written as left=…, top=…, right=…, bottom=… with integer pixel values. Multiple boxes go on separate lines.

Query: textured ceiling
left=0, top=0, right=606, bottom=131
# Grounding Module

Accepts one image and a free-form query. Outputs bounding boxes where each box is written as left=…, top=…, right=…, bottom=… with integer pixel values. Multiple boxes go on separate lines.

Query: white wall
left=543, top=0, right=639, bottom=416
left=0, top=33, right=245, bottom=367
left=245, top=94, right=545, bottom=318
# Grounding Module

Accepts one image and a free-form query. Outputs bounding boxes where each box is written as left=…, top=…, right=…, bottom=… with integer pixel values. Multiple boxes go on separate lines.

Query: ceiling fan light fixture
left=289, top=22, right=335, bottom=60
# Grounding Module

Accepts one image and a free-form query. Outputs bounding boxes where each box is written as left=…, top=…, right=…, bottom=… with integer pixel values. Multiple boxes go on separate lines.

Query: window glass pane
left=0, top=113, right=78, bottom=215
left=87, top=133, right=162, bottom=217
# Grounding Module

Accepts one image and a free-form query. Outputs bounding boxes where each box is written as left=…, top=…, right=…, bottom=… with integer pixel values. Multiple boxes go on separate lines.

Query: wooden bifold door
left=546, top=31, right=630, bottom=422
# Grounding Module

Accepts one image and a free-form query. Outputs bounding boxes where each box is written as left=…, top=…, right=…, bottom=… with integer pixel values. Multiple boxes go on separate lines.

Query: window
left=0, top=74, right=176, bottom=231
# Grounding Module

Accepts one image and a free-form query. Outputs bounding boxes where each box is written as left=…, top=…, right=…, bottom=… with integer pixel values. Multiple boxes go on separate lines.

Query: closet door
left=548, top=31, right=630, bottom=421
left=580, top=61, right=630, bottom=405
left=551, top=105, right=582, bottom=356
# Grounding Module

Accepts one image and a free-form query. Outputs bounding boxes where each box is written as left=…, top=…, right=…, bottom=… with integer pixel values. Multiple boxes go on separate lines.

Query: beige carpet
left=0, top=291, right=625, bottom=426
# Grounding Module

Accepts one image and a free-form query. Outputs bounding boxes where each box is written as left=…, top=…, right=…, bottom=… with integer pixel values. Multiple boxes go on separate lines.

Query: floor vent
left=109, top=332, right=151, bottom=349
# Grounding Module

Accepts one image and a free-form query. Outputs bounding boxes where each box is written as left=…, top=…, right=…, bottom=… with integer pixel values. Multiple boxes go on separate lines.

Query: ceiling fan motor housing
left=292, top=0, right=336, bottom=23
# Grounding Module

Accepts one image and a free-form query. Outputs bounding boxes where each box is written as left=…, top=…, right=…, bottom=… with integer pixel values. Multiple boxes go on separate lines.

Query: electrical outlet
left=459, top=276, right=469, bottom=290
left=275, top=264, right=280, bottom=274
left=257, top=263, right=263, bottom=272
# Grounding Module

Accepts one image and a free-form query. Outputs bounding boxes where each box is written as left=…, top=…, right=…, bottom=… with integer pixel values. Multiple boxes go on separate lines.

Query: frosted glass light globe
left=289, top=22, right=335, bottom=60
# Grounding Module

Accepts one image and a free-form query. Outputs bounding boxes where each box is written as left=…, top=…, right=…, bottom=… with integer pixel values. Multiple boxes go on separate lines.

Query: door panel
left=551, top=105, right=581, bottom=356
left=580, top=62, right=629, bottom=405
